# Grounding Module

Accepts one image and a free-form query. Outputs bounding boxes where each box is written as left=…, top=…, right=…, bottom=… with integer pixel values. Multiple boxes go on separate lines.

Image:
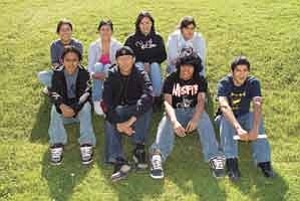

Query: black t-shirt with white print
left=163, top=72, right=207, bottom=108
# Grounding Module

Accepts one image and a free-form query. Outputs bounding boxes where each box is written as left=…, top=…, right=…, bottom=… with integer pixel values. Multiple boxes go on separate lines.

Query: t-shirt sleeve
left=217, top=79, right=230, bottom=97
left=249, top=79, right=261, bottom=98
left=50, top=43, right=58, bottom=64
left=198, top=77, right=207, bottom=93
left=162, top=76, right=174, bottom=94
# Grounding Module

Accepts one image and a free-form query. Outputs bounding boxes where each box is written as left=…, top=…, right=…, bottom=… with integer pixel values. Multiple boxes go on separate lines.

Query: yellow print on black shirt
left=230, top=92, right=246, bottom=111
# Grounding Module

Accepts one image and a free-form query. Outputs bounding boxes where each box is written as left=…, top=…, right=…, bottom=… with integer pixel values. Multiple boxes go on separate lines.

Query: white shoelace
left=211, top=156, right=225, bottom=170
left=51, top=147, right=63, bottom=160
left=80, top=146, right=92, bottom=160
left=152, top=155, right=163, bottom=170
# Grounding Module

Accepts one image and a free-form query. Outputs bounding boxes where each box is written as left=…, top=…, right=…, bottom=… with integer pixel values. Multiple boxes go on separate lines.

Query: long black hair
left=175, top=47, right=203, bottom=78
left=135, top=11, right=155, bottom=35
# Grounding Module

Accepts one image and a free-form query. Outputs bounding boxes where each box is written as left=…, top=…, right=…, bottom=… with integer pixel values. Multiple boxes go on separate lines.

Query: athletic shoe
left=42, top=87, right=50, bottom=96
left=80, top=144, right=94, bottom=165
left=209, top=156, right=225, bottom=178
left=150, top=154, right=164, bottom=179
left=258, top=162, right=275, bottom=178
left=50, top=144, right=63, bottom=165
left=133, top=145, right=148, bottom=170
left=226, top=158, right=241, bottom=181
left=93, top=101, right=104, bottom=116
left=111, top=158, right=131, bottom=182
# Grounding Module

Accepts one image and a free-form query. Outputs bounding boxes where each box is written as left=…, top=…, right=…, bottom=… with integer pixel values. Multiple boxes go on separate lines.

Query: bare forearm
left=165, top=101, right=177, bottom=123
left=252, top=99, right=262, bottom=132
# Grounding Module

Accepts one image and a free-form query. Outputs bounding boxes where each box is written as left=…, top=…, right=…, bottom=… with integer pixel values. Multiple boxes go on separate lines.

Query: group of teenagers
left=37, top=11, right=275, bottom=182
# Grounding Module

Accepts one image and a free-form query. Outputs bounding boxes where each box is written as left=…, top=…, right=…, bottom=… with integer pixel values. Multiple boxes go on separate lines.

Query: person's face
left=58, top=24, right=72, bottom=42
left=99, top=25, right=112, bottom=40
left=139, top=17, right=152, bottom=35
left=117, top=55, right=134, bottom=76
left=181, top=24, right=195, bottom=40
left=63, top=52, right=79, bottom=74
left=180, top=64, right=195, bottom=80
left=232, top=64, right=249, bottom=86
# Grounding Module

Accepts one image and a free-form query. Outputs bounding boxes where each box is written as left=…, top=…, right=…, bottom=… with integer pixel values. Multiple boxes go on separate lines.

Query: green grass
left=0, top=0, right=300, bottom=200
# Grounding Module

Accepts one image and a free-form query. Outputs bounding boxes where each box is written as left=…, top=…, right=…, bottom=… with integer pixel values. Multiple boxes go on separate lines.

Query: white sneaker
left=80, top=144, right=93, bottom=165
left=93, top=101, right=104, bottom=116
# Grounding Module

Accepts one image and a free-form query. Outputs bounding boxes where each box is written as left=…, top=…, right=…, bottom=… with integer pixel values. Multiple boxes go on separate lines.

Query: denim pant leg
left=104, top=120, right=125, bottom=163
left=77, top=102, right=96, bottom=146
left=37, top=70, right=53, bottom=88
left=48, top=105, right=68, bottom=145
left=92, top=63, right=105, bottom=102
left=240, top=112, right=271, bottom=163
left=197, top=111, right=221, bottom=161
left=104, top=105, right=142, bottom=163
left=150, top=62, right=162, bottom=97
left=150, top=115, right=175, bottom=162
left=131, top=109, right=152, bottom=145
left=219, top=115, right=238, bottom=159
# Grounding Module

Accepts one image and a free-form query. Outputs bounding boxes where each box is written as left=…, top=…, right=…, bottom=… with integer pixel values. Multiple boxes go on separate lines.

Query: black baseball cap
left=115, top=46, right=135, bottom=59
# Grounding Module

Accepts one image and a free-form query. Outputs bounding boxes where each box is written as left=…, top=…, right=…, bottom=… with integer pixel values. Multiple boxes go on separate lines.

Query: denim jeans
left=104, top=105, right=152, bottom=163
left=48, top=102, right=96, bottom=146
left=216, top=112, right=271, bottom=164
left=92, top=63, right=110, bottom=101
left=136, top=62, right=162, bottom=97
left=166, top=64, right=205, bottom=77
left=37, top=70, right=53, bottom=88
left=150, top=108, right=222, bottom=162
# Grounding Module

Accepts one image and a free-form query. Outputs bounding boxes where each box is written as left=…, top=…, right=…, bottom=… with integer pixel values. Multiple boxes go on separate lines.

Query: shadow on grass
left=230, top=143, right=288, bottom=201
left=30, top=96, right=51, bottom=144
left=95, top=111, right=165, bottom=201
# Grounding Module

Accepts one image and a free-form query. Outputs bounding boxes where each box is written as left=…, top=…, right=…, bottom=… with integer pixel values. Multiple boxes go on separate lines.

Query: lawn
left=0, top=0, right=299, bottom=200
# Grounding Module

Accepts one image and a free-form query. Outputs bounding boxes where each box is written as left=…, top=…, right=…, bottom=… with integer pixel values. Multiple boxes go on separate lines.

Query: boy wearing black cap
left=149, top=48, right=225, bottom=179
left=216, top=56, right=275, bottom=181
left=101, top=46, right=154, bottom=182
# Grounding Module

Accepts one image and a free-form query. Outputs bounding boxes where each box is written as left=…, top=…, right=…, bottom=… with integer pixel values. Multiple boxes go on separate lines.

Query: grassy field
left=0, top=0, right=300, bottom=200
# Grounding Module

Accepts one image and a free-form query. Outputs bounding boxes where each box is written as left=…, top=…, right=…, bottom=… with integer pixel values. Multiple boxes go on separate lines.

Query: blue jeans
left=104, top=105, right=152, bottom=163
left=150, top=108, right=222, bottom=162
left=166, top=64, right=206, bottom=77
left=216, top=112, right=271, bottom=164
left=48, top=102, right=96, bottom=146
left=37, top=70, right=53, bottom=87
left=92, top=63, right=110, bottom=101
left=136, top=62, right=162, bottom=97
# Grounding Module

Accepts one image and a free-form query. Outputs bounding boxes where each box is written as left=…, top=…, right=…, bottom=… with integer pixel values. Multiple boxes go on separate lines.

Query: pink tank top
left=99, top=54, right=111, bottom=65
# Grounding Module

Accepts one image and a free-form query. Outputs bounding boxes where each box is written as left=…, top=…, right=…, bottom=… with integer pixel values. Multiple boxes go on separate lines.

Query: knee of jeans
left=94, top=63, right=104, bottom=72
left=79, top=103, right=92, bottom=115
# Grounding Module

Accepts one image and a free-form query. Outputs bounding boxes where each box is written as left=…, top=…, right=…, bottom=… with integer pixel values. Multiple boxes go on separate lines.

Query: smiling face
left=139, top=17, right=152, bottom=35
left=179, top=64, right=195, bottom=81
left=117, top=55, right=135, bottom=76
left=63, top=52, right=79, bottom=75
left=232, top=64, right=250, bottom=86
left=181, top=24, right=195, bottom=40
left=58, top=24, right=72, bottom=43
left=99, top=24, right=113, bottom=40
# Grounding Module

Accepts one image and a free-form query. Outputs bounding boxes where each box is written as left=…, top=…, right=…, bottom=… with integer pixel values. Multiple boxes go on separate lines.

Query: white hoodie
left=167, top=30, right=206, bottom=75
left=88, top=38, right=122, bottom=73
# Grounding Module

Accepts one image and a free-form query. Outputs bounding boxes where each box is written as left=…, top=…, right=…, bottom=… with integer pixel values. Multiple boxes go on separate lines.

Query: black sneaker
left=111, top=158, right=131, bottom=182
left=226, top=158, right=241, bottom=181
left=50, top=144, right=63, bottom=165
left=80, top=144, right=93, bottom=165
left=258, top=162, right=275, bottom=178
left=133, top=145, right=148, bottom=170
left=209, top=156, right=225, bottom=178
left=150, top=154, right=164, bottom=179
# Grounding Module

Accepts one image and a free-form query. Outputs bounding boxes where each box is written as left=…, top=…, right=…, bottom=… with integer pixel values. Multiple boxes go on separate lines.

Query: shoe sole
left=82, top=159, right=93, bottom=165
left=50, top=161, right=62, bottom=166
left=150, top=173, right=164, bottom=180
left=133, top=155, right=148, bottom=170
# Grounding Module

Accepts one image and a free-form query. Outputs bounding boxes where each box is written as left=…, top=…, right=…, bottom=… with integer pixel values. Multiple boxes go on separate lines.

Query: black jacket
left=102, top=65, right=154, bottom=124
left=49, top=65, right=91, bottom=117
left=124, top=32, right=166, bottom=64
